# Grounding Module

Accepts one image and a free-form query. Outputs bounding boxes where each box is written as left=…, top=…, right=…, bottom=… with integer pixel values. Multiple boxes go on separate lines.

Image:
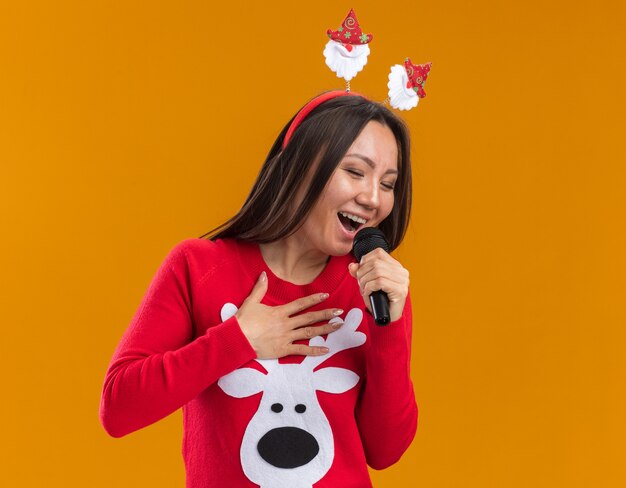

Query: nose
left=355, top=179, right=380, bottom=210
left=257, top=427, right=319, bottom=468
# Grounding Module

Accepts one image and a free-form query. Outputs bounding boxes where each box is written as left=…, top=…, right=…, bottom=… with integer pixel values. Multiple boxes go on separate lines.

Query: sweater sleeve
left=99, top=241, right=257, bottom=438
left=355, top=293, right=418, bottom=469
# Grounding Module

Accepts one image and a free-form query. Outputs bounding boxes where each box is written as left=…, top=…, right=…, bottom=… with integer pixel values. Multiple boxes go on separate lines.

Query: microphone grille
left=352, top=227, right=390, bottom=261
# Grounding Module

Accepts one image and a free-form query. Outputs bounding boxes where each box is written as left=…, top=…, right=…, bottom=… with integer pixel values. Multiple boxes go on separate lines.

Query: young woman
left=100, top=92, right=417, bottom=487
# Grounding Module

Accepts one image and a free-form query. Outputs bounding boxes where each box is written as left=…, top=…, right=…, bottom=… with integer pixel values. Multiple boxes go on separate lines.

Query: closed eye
left=346, top=168, right=395, bottom=190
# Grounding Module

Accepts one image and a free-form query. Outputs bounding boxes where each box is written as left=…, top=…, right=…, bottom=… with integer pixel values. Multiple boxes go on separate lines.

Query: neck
left=259, top=235, right=329, bottom=285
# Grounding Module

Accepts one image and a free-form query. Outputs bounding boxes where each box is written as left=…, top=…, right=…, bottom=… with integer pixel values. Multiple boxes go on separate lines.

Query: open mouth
left=337, top=212, right=366, bottom=233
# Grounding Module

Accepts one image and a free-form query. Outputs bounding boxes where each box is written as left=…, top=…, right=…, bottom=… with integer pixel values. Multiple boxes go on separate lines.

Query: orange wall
left=1, top=1, right=625, bottom=486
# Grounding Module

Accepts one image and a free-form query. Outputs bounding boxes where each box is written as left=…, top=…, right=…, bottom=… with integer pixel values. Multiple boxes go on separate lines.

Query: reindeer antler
left=220, top=302, right=366, bottom=373
left=255, top=358, right=279, bottom=373
left=302, top=308, right=366, bottom=371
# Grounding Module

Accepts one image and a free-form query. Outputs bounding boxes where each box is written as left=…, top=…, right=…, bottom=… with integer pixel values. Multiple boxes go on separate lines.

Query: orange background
left=1, top=0, right=625, bottom=486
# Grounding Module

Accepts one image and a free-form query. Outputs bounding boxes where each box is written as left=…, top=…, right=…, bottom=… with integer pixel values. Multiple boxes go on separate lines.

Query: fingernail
left=320, top=347, right=329, bottom=353
left=333, top=309, right=343, bottom=316
left=332, top=321, right=342, bottom=329
left=320, top=293, right=329, bottom=300
left=259, top=271, right=267, bottom=282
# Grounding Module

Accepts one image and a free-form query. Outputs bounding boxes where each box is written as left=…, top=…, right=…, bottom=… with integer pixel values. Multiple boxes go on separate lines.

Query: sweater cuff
left=365, top=311, right=409, bottom=354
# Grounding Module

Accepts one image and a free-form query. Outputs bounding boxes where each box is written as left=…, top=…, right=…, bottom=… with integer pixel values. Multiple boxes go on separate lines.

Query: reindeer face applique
left=218, top=304, right=366, bottom=488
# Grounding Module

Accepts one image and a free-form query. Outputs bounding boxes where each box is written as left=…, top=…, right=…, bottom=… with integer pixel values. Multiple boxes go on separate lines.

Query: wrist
left=389, top=299, right=406, bottom=323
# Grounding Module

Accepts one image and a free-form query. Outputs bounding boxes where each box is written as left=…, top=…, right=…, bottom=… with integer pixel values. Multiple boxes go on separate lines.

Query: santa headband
left=282, top=8, right=432, bottom=150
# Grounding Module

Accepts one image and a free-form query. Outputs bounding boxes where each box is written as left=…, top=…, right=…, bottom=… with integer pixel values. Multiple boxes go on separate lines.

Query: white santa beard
left=323, top=40, right=370, bottom=82
left=387, top=64, right=419, bottom=111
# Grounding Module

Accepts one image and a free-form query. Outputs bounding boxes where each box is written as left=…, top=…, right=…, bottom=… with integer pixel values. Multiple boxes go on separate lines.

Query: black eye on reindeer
left=271, top=403, right=306, bottom=414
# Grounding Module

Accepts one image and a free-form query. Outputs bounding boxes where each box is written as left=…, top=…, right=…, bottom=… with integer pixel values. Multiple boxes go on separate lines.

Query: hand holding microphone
left=350, top=228, right=410, bottom=325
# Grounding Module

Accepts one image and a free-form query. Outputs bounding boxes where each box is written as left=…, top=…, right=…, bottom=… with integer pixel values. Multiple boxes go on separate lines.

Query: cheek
left=381, top=193, right=395, bottom=220
left=317, top=180, right=350, bottom=215
left=303, top=198, right=335, bottom=232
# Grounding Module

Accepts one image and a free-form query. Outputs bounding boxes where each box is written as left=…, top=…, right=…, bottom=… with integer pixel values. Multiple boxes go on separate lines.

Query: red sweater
left=100, top=238, right=417, bottom=487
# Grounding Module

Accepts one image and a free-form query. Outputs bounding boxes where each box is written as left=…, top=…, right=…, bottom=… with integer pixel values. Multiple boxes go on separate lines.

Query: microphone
left=352, top=227, right=391, bottom=326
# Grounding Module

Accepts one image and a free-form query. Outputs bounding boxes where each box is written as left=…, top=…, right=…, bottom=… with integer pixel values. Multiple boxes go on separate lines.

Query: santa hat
left=326, top=8, right=373, bottom=46
left=404, top=58, right=432, bottom=98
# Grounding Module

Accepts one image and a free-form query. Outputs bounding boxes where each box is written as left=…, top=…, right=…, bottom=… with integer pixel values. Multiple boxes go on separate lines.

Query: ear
left=220, top=303, right=238, bottom=322
left=313, top=367, right=360, bottom=394
left=218, top=368, right=266, bottom=398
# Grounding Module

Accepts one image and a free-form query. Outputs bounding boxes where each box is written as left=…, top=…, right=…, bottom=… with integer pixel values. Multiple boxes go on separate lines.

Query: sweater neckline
left=233, top=239, right=354, bottom=302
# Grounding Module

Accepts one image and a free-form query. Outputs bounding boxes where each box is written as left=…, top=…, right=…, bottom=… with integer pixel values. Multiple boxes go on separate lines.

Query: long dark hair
left=199, top=94, right=412, bottom=251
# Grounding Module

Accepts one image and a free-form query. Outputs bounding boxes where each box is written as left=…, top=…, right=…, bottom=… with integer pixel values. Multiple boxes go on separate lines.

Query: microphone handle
left=369, top=290, right=390, bottom=326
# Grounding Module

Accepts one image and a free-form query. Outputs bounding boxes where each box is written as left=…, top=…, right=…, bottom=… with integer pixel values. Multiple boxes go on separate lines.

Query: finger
left=357, top=265, right=405, bottom=288
left=291, top=320, right=342, bottom=341
left=288, top=344, right=330, bottom=357
left=244, top=271, right=268, bottom=304
left=290, top=308, right=343, bottom=328
left=357, top=252, right=400, bottom=275
left=280, top=292, right=329, bottom=316
left=361, top=277, right=391, bottom=296
left=362, top=279, right=408, bottom=301
left=354, top=260, right=384, bottom=280
left=348, top=262, right=359, bottom=278
left=358, top=247, right=391, bottom=264
left=356, top=256, right=407, bottom=281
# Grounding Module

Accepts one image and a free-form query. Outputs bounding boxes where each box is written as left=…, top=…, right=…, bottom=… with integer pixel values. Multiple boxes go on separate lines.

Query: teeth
left=339, top=212, right=367, bottom=225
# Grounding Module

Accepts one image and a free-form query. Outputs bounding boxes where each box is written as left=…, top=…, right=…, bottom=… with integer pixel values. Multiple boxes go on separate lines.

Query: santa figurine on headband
left=324, top=8, right=432, bottom=111
left=324, top=8, right=373, bottom=85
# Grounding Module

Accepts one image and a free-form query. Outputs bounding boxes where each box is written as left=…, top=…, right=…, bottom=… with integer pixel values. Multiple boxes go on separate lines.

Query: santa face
left=292, top=121, right=398, bottom=257
left=323, top=41, right=370, bottom=82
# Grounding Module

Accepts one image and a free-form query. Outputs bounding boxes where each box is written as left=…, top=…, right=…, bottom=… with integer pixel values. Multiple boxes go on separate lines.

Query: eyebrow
left=344, top=153, right=399, bottom=175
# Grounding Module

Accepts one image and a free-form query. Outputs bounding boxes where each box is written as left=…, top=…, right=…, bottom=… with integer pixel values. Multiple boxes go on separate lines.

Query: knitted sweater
left=100, top=238, right=417, bottom=487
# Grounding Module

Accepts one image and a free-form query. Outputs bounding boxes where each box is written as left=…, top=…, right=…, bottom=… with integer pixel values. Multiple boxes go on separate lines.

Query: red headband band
left=282, top=90, right=364, bottom=149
